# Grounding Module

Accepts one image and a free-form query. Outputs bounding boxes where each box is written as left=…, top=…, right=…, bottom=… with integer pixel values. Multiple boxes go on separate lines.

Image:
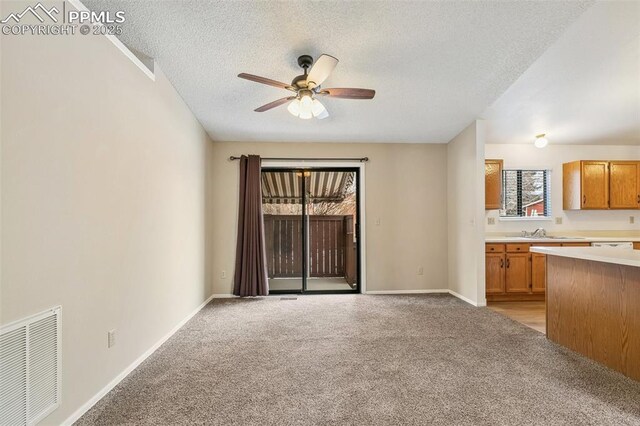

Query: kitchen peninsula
left=530, top=246, right=640, bottom=381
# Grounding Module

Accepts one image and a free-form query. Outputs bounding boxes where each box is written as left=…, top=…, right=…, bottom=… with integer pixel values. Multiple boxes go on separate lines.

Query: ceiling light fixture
left=287, top=93, right=329, bottom=120
left=287, top=99, right=300, bottom=116
left=311, top=99, right=328, bottom=119
left=534, top=133, right=548, bottom=148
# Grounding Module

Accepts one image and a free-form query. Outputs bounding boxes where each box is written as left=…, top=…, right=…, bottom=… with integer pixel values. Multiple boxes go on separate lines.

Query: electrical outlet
left=555, top=217, right=563, bottom=225
left=487, top=217, right=495, bottom=225
left=221, top=270, right=227, bottom=279
left=375, top=218, right=381, bottom=226
left=631, top=216, right=635, bottom=224
left=417, top=266, right=424, bottom=275
left=108, top=330, right=116, bottom=348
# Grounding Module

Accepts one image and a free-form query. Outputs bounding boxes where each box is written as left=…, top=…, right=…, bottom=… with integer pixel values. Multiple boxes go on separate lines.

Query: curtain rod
left=229, top=156, right=369, bottom=162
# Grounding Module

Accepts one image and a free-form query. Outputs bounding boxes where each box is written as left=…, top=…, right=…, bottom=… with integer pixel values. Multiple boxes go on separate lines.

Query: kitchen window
left=500, top=170, right=551, bottom=218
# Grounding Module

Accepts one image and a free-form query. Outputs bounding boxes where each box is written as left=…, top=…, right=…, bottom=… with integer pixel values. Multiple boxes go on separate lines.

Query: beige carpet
left=76, top=295, right=640, bottom=425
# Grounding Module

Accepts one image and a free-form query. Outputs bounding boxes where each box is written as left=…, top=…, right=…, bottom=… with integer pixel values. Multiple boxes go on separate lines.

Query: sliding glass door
left=304, top=170, right=358, bottom=292
left=261, top=168, right=359, bottom=294
left=262, top=170, right=304, bottom=292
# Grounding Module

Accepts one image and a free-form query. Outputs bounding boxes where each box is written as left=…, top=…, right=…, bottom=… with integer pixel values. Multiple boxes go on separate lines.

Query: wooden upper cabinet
left=563, top=161, right=610, bottom=209
left=485, top=159, right=503, bottom=210
left=582, top=161, right=610, bottom=209
left=609, top=161, right=640, bottom=209
left=564, top=160, right=639, bottom=210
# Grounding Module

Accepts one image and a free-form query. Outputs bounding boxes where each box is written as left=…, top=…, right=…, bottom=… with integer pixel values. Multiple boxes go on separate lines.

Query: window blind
left=501, top=170, right=551, bottom=217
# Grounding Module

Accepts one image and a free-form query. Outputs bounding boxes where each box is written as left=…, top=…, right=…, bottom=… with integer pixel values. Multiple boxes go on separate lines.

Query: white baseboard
left=211, top=293, right=238, bottom=298
left=212, top=291, right=481, bottom=306
left=364, top=289, right=480, bottom=307
left=447, top=290, right=479, bottom=306
left=365, top=289, right=449, bottom=295
left=61, top=294, right=214, bottom=425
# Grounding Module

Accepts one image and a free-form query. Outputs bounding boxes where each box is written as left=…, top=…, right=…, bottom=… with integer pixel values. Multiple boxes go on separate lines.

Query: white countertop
left=485, top=236, right=640, bottom=243
left=529, top=246, right=640, bottom=268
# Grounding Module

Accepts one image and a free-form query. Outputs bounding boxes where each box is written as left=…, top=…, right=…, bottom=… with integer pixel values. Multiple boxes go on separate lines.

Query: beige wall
left=485, top=144, right=640, bottom=234
left=211, top=142, right=449, bottom=294
left=447, top=121, right=486, bottom=305
left=0, top=11, right=213, bottom=425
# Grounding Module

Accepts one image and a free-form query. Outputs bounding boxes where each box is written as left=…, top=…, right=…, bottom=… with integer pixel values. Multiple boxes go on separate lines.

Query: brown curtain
left=233, top=155, right=269, bottom=296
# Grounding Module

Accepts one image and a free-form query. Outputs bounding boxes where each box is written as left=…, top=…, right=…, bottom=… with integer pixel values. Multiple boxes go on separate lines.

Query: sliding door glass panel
left=305, top=170, right=358, bottom=292
left=262, top=171, right=303, bottom=292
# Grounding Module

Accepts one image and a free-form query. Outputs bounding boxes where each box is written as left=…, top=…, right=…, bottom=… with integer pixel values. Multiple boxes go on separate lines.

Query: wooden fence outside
left=264, top=215, right=353, bottom=279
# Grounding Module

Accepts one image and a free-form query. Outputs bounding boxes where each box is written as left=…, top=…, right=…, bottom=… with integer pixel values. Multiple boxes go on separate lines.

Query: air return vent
left=0, top=307, right=61, bottom=425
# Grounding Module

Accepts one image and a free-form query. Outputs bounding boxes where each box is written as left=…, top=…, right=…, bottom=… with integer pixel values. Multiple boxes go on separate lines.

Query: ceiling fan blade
left=238, top=73, right=296, bottom=91
left=254, top=96, right=296, bottom=112
left=319, top=88, right=376, bottom=99
left=306, top=54, right=339, bottom=88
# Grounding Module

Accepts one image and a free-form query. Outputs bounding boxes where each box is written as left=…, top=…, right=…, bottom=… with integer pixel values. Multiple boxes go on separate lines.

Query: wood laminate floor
left=487, top=301, right=546, bottom=333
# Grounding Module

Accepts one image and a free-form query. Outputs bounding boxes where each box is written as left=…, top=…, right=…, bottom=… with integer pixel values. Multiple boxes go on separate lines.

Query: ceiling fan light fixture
left=300, top=94, right=313, bottom=107
left=288, top=96, right=327, bottom=120
left=298, top=95, right=313, bottom=118
left=534, top=133, right=548, bottom=148
left=311, top=99, right=327, bottom=117
left=316, top=109, right=329, bottom=120
left=287, top=99, right=301, bottom=116
left=299, top=109, right=313, bottom=120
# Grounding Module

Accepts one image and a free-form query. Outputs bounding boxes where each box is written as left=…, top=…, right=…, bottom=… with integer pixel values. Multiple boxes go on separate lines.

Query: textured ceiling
left=482, top=1, right=640, bottom=145
left=84, top=0, right=592, bottom=143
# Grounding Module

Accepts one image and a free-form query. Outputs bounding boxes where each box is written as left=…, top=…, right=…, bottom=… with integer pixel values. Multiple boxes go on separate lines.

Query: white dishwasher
left=591, top=242, right=634, bottom=249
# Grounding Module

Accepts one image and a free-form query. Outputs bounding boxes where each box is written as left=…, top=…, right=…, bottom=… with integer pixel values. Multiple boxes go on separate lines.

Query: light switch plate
left=555, top=217, right=563, bottom=225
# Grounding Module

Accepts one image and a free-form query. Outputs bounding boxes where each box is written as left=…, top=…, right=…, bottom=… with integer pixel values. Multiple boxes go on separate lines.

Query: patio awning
left=262, top=171, right=353, bottom=204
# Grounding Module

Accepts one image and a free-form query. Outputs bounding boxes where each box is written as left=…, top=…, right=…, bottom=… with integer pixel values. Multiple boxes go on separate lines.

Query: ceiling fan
left=238, top=54, right=375, bottom=120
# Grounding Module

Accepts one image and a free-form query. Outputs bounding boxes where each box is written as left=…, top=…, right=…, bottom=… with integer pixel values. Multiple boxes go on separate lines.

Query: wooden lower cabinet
left=485, top=253, right=505, bottom=294
left=505, top=253, right=530, bottom=293
left=486, top=243, right=539, bottom=301
left=634, top=242, right=640, bottom=250
left=530, top=253, right=547, bottom=293
left=486, top=241, right=594, bottom=301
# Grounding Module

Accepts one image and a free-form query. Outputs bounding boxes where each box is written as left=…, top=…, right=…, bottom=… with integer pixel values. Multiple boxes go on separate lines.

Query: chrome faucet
left=522, top=228, right=547, bottom=238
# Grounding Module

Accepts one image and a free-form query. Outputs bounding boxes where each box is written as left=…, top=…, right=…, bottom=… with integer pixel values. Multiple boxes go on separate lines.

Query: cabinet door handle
left=637, top=194, right=639, bottom=204
left=500, top=259, right=504, bottom=268
left=506, top=259, right=510, bottom=268
left=583, top=195, right=586, bottom=205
